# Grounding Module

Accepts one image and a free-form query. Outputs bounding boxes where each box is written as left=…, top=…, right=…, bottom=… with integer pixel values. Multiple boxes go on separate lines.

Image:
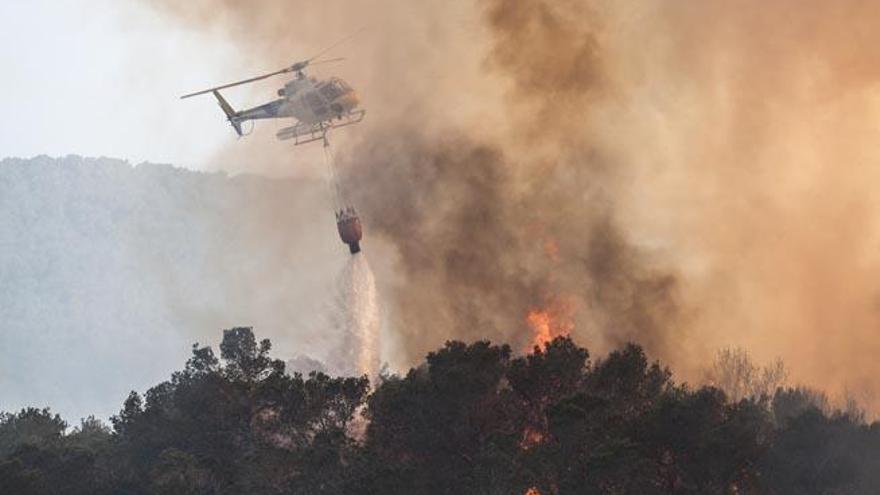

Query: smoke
left=147, top=0, right=880, bottom=409
left=345, top=129, right=680, bottom=363
left=600, top=0, right=880, bottom=402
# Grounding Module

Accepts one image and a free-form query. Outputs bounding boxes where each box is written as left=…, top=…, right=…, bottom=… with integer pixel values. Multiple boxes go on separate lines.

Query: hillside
left=0, top=156, right=345, bottom=420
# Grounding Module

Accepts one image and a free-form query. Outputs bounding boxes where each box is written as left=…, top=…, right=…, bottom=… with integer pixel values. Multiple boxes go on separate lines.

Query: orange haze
left=148, top=0, right=880, bottom=411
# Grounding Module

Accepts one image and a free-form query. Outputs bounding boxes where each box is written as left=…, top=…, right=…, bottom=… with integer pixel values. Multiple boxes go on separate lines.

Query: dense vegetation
left=2, top=328, right=878, bottom=494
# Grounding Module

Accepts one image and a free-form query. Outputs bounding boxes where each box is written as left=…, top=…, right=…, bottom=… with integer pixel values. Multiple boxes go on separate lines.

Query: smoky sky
left=147, top=0, right=880, bottom=410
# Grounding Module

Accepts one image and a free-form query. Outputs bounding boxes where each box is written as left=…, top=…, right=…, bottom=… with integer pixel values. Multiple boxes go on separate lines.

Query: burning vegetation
left=2, top=327, right=880, bottom=494
left=526, top=296, right=576, bottom=351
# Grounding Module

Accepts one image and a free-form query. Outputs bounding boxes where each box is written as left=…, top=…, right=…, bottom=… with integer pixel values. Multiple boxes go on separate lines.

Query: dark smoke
left=344, top=127, right=681, bottom=363
left=146, top=0, right=682, bottom=367
left=483, top=0, right=605, bottom=140
left=341, top=0, right=681, bottom=362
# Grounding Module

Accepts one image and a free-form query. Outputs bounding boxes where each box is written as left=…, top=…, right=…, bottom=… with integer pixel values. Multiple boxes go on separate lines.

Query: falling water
left=327, top=254, right=381, bottom=378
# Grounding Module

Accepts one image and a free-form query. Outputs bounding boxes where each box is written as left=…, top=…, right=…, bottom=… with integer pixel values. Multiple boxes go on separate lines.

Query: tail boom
left=212, top=90, right=243, bottom=136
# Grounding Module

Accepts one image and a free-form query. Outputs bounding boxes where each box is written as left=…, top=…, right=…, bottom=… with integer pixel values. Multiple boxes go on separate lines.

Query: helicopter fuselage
left=183, top=59, right=365, bottom=145
left=234, top=75, right=360, bottom=127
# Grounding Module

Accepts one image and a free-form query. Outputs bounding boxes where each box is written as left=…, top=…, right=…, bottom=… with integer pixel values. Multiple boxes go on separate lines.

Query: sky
left=0, top=1, right=361, bottom=421
left=1, top=0, right=285, bottom=171
left=0, top=0, right=489, bottom=421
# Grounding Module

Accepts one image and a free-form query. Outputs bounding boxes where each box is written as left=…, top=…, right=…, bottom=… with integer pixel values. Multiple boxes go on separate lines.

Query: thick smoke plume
left=149, top=0, right=880, bottom=409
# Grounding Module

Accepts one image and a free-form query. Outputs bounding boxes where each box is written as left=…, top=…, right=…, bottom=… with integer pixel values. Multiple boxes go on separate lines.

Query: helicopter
left=181, top=52, right=365, bottom=145
left=181, top=42, right=367, bottom=254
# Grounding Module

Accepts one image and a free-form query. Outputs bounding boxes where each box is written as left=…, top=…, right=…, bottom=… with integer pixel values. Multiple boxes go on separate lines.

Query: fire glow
left=525, top=297, right=575, bottom=351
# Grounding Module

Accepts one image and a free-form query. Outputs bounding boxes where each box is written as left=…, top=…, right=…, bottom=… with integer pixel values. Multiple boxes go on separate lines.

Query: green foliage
left=105, top=328, right=370, bottom=494
left=0, top=409, right=113, bottom=495
left=0, top=408, right=67, bottom=457
left=364, top=340, right=518, bottom=493
left=219, top=327, right=279, bottom=382
left=772, top=386, right=831, bottom=425
left=2, top=328, right=879, bottom=494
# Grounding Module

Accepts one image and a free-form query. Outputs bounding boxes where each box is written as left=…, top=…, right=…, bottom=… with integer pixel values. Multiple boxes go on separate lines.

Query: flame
left=525, top=296, right=575, bottom=351
left=520, top=426, right=545, bottom=449
left=525, top=488, right=542, bottom=495
left=527, top=309, right=554, bottom=350
left=543, top=238, right=560, bottom=261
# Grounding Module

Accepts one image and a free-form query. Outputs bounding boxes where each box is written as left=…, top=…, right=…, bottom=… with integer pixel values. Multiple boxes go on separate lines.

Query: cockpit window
left=318, top=78, right=349, bottom=101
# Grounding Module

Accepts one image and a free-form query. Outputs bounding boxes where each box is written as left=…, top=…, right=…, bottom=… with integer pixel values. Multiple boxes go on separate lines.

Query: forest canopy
left=2, top=327, right=878, bottom=494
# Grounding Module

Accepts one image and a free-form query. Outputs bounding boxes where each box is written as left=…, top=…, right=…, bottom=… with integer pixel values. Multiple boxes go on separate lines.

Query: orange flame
left=543, top=238, right=560, bottom=261
left=525, top=296, right=575, bottom=351
left=520, top=426, right=545, bottom=449
left=527, top=309, right=554, bottom=350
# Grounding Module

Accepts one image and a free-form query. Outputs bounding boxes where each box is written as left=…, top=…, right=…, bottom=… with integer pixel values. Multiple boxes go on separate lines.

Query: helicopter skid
left=276, top=110, right=366, bottom=145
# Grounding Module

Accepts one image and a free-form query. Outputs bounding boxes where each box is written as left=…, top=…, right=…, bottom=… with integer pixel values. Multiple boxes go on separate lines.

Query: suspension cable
left=322, top=129, right=345, bottom=213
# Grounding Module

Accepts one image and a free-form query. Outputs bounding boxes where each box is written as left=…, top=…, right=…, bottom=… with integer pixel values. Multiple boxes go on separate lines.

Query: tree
left=545, top=343, right=674, bottom=494
left=4, top=328, right=880, bottom=493
left=220, top=327, right=280, bottom=382
left=705, top=347, right=787, bottom=402
left=0, top=409, right=115, bottom=495
left=364, top=340, right=521, bottom=494
left=761, top=410, right=861, bottom=494
left=772, top=386, right=830, bottom=426
left=107, top=327, right=368, bottom=494
left=0, top=408, right=67, bottom=457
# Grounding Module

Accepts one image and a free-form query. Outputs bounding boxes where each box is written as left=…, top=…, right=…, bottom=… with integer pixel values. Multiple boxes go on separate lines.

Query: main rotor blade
left=309, top=57, right=346, bottom=66
left=180, top=30, right=363, bottom=99
left=307, top=29, right=365, bottom=63
left=180, top=68, right=290, bottom=99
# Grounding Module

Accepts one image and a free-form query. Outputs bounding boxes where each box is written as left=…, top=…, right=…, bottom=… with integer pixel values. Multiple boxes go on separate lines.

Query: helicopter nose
left=340, top=91, right=360, bottom=108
